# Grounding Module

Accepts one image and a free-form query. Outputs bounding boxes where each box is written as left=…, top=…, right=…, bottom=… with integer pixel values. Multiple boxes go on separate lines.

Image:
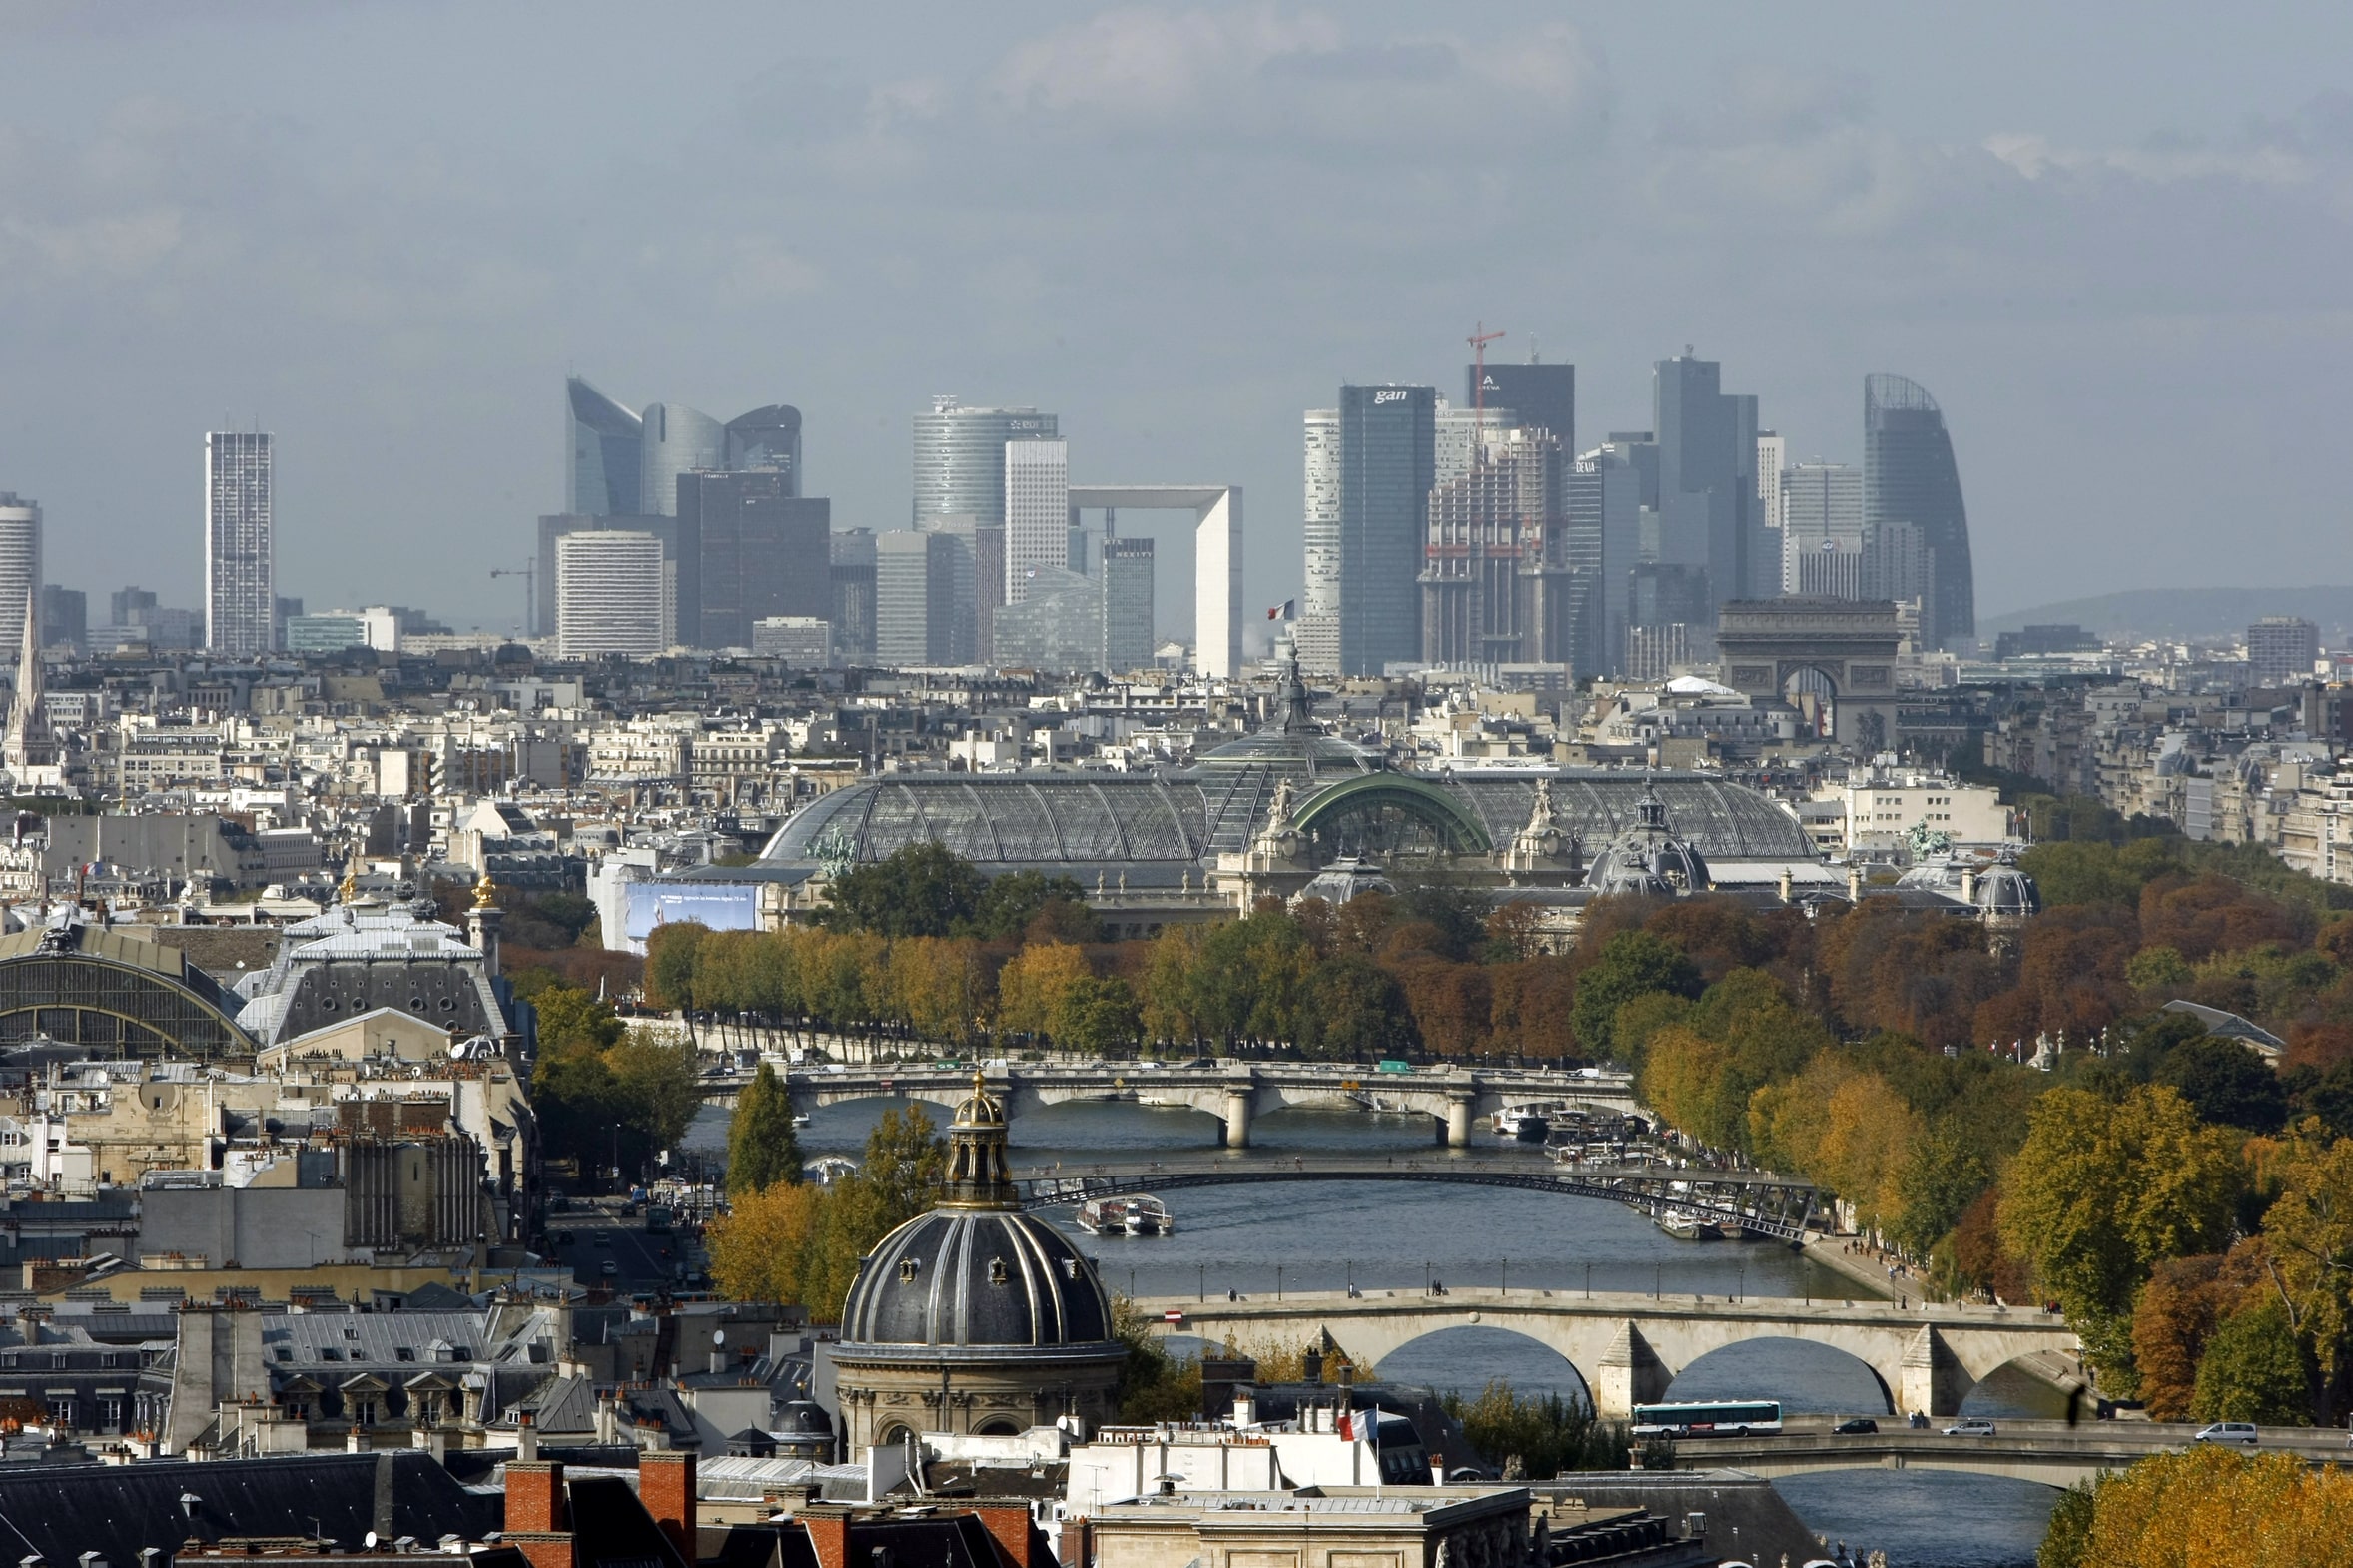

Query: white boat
left=1077, top=1195, right=1176, bottom=1236
left=1492, top=1105, right=1553, bottom=1141
left=1122, top=1195, right=1175, bottom=1236
left=1656, top=1212, right=1724, bottom=1242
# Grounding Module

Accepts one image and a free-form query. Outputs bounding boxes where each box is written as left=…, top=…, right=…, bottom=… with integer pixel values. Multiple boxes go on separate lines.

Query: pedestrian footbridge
left=1014, top=1157, right=1821, bottom=1242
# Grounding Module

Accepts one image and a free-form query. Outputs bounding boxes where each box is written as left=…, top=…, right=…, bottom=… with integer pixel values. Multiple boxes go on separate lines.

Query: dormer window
left=898, top=1258, right=920, bottom=1284
left=988, top=1257, right=1008, bottom=1286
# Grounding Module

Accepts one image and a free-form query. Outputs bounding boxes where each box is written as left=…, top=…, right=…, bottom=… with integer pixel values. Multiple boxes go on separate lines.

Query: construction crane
left=1468, top=321, right=1505, bottom=467
left=489, top=565, right=536, bottom=639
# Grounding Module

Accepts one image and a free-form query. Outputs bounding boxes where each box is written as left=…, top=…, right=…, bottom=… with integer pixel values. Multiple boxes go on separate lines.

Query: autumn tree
left=1998, top=1085, right=2243, bottom=1387
left=709, top=1179, right=826, bottom=1305
left=998, top=941, right=1092, bottom=1039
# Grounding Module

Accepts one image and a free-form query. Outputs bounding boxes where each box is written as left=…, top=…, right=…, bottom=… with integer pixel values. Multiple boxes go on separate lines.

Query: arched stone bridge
left=1147, top=1287, right=2080, bottom=1422
left=705, top=1062, right=1643, bottom=1148
left=1013, top=1160, right=1820, bottom=1242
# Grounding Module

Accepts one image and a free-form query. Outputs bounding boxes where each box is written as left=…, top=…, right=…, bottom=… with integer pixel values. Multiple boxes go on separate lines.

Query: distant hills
left=1977, top=588, right=2353, bottom=642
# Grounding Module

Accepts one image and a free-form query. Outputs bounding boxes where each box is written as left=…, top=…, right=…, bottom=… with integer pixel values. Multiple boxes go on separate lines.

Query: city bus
left=1630, top=1400, right=1784, bottom=1437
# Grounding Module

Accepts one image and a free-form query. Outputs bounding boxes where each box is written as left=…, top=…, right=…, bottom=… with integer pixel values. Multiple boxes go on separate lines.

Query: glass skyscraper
left=566, top=377, right=643, bottom=517
left=1337, top=384, right=1435, bottom=677
left=1865, top=373, right=1974, bottom=647
left=639, top=402, right=726, bottom=517
left=912, top=398, right=1058, bottom=529
left=204, top=432, right=275, bottom=655
left=723, top=404, right=803, bottom=488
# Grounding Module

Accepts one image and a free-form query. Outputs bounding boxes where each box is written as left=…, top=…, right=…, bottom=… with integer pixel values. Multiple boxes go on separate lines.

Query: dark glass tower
left=1470, top=362, right=1574, bottom=450
left=1338, top=384, right=1436, bottom=677
left=1865, top=373, right=1973, bottom=646
left=680, top=471, right=830, bottom=649
left=566, top=377, right=643, bottom=517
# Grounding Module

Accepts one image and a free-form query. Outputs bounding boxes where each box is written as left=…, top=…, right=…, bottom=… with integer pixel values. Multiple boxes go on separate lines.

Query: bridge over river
left=1008, top=1156, right=1821, bottom=1242
left=1143, top=1287, right=2081, bottom=1424
left=703, top=1061, right=1642, bottom=1148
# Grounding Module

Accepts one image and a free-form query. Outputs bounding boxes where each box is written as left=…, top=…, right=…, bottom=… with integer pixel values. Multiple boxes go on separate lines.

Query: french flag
left=1265, top=600, right=1295, bottom=622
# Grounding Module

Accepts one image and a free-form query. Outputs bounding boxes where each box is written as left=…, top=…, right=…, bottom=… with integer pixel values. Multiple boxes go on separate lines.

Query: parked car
left=1944, top=1418, right=1997, bottom=1437
left=2194, top=1422, right=2258, bottom=1447
left=1833, top=1418, right=1880, bottom=1435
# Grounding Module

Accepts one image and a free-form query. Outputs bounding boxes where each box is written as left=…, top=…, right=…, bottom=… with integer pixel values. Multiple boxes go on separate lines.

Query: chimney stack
left=639, top=1449, right=697, bottom=1561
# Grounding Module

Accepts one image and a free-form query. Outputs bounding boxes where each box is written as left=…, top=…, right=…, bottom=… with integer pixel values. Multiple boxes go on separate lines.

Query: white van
left=2193, top=1421, right=2258, bottom=1447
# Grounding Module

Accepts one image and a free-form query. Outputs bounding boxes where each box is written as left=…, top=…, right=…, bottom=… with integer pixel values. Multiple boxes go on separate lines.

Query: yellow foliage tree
left=708, top=1180, right=827, bottom=1307
left=999, top=942, right=1092, bottom=1039
left=2053, top=1445, right=2353, bottom=1568
left=1636, top=1026, right=1730, bottom=1144
left=1814, top=1074, right=1924, bottom=1236
left=1746, top=1049, right=1862, bottom=1176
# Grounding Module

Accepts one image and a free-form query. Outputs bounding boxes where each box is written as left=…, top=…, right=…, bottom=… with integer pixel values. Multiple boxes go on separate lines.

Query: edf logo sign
left=1373, top=390, right=1410, bottom=404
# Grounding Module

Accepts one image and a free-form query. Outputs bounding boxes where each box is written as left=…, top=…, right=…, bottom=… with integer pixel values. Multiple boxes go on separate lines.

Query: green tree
left=1572, top=931, right=1702, bottom=1061
left=2158, top=1034, right=2289, bottom=1132
left=973, top=870, right=1093, bottom=940
left=1054, top=975, right=1142, bottom=1054
left=822, top=841, right=988, bottom=938
left=1294, top=954, right=1420, bottom=1060
left=2190, top=1299, right=2314, bottom=1425
left=726, top=1061, right=804, bottom=1193
left=644, top=922, right=707, bottom=1010
left=1440, top=1381, right=1629, bottom=1477
left=533, top=984, right=625, bottom=1052
left=606, top=1027, right=705, bottom=1155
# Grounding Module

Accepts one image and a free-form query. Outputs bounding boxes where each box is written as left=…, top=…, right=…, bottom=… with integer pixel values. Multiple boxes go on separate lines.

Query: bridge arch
left=1663, top=1334, right=1895, bottom=1415
left=1375, top=1323, right=1592, bottom=1408
left=1291, top=775, right=1494, bottom=857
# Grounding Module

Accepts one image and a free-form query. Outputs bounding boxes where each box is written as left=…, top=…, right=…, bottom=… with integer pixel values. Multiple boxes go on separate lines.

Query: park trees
left=2038, top=1446, right=2353, bottom=1568
left=726, top=1061, right=803, bottom=1193
left=1998, top=1085, right=2243, bottom=1386
left=1293, top=954, right=1419, bottom=1060
left=1571, top=931, right=1700, bottom=1062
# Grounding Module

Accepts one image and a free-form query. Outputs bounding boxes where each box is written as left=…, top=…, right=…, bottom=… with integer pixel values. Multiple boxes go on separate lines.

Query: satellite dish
left=365, top=1533, right=380, bottom=1550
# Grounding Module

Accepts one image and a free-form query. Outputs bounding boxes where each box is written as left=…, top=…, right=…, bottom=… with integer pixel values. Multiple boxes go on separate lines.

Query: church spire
left=4, top=586, right=52, bottom=777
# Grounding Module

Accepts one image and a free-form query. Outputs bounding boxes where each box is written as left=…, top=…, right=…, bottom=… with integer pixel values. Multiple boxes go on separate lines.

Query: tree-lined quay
left=617, top=822, right=2353, bottom=1437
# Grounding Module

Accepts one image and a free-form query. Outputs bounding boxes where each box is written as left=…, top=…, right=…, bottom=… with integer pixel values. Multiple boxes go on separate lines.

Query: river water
left=686, top=1096, right=2061, bottom=1567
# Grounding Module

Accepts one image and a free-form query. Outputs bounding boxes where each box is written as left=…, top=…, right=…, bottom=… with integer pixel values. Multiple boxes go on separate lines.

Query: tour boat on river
left=1077, top=1195, right=1176, bottom=1236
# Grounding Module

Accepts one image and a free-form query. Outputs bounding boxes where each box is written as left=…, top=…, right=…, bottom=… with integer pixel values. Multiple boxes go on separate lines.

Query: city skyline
left=0, top=4, right=2343, bottom=634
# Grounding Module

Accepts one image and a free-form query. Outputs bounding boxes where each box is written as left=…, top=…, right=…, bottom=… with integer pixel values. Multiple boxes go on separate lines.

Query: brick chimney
left=638, top=1449, right=696, bottom=1560
left=507, top=1460, right=568, bottom=1533
left=975, top=1503, right=1035, bottom=1568
left=802, top=1505, right=852, bottom=1568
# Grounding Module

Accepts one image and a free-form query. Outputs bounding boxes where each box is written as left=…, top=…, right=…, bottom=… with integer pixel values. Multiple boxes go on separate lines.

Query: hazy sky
left=3, top=1, right=2349, bottom=639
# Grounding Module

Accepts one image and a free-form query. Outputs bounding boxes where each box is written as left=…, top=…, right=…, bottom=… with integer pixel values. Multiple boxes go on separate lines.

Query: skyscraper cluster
left=1296, top=350, right=1977, bottom=681
left=546, top=377, right=827, bottom=658
left=870, top=397, right=1156, bottom=674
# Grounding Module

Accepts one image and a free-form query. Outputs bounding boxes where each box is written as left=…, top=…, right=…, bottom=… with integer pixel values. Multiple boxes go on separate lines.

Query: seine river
left=689, top=1095, right=2060, bottom=1567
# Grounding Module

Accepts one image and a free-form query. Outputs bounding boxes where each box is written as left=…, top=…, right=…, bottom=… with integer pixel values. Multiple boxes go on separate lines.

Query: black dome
left=840, top=1209, right=1114, bottom=1351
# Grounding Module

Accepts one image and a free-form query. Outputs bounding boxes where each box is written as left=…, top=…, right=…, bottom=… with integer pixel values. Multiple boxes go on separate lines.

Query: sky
left=2, top=0, right=2350, bottom=641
